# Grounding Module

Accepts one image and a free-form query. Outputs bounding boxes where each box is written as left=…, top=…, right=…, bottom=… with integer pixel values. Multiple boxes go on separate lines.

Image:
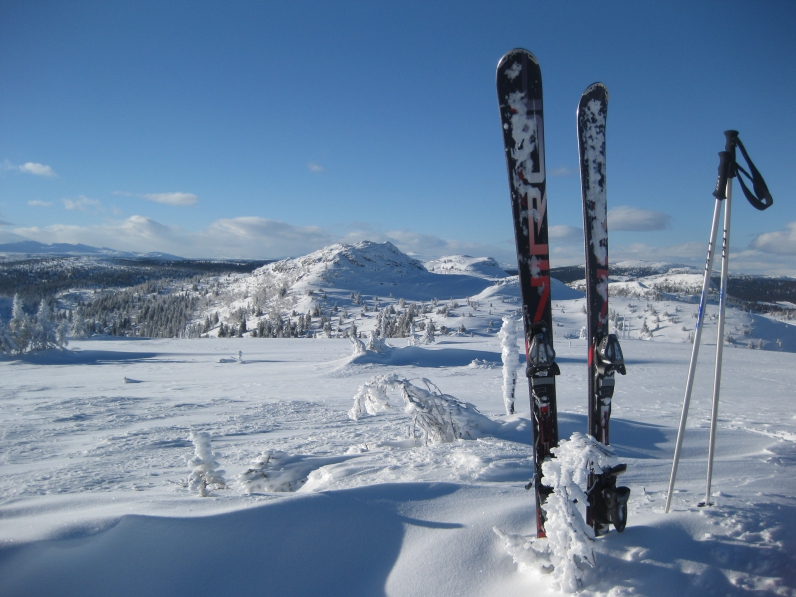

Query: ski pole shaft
left=665, top=195, right=722, bottom=513
left=704, top=177, right=733, bottom=506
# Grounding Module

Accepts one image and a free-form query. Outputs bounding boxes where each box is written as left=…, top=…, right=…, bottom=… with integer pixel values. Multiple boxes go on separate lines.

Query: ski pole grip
left=724, top=130, right=739, bottom=153
left=712, top=151, right=732, bottom=199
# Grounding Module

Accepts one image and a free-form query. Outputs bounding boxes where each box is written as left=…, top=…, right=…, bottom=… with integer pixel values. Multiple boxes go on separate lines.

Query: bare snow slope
left=1, top=336, right=795, bottom=596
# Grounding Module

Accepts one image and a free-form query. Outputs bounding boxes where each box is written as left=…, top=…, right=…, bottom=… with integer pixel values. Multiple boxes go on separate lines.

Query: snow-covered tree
left=407, top=321, right=421, bottom=346
left=349, top=374, right=495, bottom=444
left=640, top=320, right=652, bottom=339
left=30, top=300, right=61, bottom=351
left=350, top=334, right=366, bottom=356
left=365, top=329, right=387, bottom=353
left=498, top=316, right=518, bottom=415
left=494, top=433, right=622, bottom=593
left=2, top=295, right=66, bottom=354
left=0, top=318, right=17, bottom=355
left=186, top=431, right=226, bottom=497
left=10, top=295, right=32, bottom=352
left=421, top=320, right=436, bottom=344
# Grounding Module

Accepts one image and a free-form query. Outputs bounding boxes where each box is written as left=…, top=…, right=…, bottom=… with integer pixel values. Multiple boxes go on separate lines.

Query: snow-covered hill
left=197, top=241, right=586, bottom=340
left=246, top=241, right=496, bottom=300
left=424, top=255, right=510, bottom=279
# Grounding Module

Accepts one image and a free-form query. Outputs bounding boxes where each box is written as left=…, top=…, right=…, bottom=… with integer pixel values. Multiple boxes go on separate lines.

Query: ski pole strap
left=712, top=130, right=773, bottom=210
left=734, top=137, right=773, bottom=210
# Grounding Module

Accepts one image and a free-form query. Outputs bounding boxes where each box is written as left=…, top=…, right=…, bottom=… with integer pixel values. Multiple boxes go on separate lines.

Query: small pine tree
left=10, top=295, right=32, bottom=353
left=422, top=320, right=436, bottom=344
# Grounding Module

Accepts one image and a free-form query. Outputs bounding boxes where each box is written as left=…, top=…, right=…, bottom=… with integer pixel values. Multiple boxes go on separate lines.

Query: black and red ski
left=577, top=82, right=629, bottom=535
left=497, top=49, right=560, bottom=538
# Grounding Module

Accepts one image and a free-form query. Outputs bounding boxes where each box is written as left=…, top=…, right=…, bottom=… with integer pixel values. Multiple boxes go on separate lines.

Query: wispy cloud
left=548, top=224, right=582, bottom=243
left=4, top=216, right=512, bottom=262
left=28, top=200, right=54, bottom=207
left=607, top=240, right=796, bottom=276
left=63, top=196, right=102, bottom=212
left=613, top=241, right=707, bottom=262
left=307, top=163, right=324, bottom=173
left=608, top=206, right=671, bottom=231
left=549, top=166, right=576, bottom=177
left=114, top=190, right=198, bottom=206
left=0, top=218, right=12, bottom=226
left=750, top=221, right=796, bottom=255
left=9, top=216, right=331, bottom=260
left=2, top=160, right=58, bottom=177
left=143, top=192, right=198, bottom=206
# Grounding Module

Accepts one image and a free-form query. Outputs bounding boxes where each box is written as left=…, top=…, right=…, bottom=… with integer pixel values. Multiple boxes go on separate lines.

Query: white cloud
left=548, top=225, right=582, bottom=243
left=28, top=200, right=54, bottom=207
left=8, top=216, right=331, bottom=260
left=612, top=241, right=706, bottom=263
left=63, top=196, right=102, bottom=212
left=549, top=166, right=576, bottom=177
left=608, top=206, right=671, bottom=231
left=114, top=190, right=197, bottom=206
left=0, top=228, right=26, bottom=243
left=307, top=163, right=324, bottom=172
left=3, top=216, right=513, bottom=262
left=143, top=192, right=198, bottom=206
left=19, top=162, right=58, bottom=177
left=750, top=221, right=796, bottom=255
left=2, top=160, right=58, bottom=177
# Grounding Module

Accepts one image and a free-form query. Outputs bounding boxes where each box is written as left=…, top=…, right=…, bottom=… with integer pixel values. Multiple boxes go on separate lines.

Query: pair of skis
left=496, top=48, right=628, bottom=538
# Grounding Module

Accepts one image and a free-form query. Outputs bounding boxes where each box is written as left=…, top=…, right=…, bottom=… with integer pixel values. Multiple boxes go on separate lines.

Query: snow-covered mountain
left=199, top=241, right=584, bottom=339
left=424, top=255, right=510, bottom=279
left=245, top=241, right=497, bottom=301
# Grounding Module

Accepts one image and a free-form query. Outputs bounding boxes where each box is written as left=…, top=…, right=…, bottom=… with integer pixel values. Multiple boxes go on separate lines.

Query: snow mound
left=237, top=451, right=355, bottom=493
left=425, top=255, right=509, bottom=279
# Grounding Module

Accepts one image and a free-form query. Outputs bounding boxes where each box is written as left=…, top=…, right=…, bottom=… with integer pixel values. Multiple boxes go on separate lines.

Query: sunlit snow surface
left=2, top=278, right=796, bottom=594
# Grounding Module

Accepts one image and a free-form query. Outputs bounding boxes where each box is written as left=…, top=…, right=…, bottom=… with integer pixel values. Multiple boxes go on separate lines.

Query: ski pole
left=664, top=194, right=722, bottom=513
left=666, top=130, right=771, bottom=513
left=701, top=131, right=739, bottom=507
left=702, top=174, right=732, bottom=507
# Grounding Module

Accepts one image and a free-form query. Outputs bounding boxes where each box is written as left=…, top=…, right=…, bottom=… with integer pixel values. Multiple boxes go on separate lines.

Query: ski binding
left=587, top=463, right=631, bottom=533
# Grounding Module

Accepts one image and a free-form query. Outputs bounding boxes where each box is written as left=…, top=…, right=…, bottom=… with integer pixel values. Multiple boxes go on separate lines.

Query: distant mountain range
left=0, top=240, right=184, bottom=261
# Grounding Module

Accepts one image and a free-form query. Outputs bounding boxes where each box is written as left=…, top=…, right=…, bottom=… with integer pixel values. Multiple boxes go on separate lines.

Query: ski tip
left=581, top=82, right=609, bottom=102
left=497, top=48, right=539, bottom=72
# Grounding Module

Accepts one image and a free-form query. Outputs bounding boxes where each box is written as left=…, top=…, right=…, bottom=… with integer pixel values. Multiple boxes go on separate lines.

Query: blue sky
left=1, top=1, right=794, bottom=274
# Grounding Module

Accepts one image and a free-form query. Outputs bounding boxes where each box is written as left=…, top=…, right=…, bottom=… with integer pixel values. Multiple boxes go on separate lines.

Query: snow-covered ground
left=2, top=244, right=796, bottom=596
